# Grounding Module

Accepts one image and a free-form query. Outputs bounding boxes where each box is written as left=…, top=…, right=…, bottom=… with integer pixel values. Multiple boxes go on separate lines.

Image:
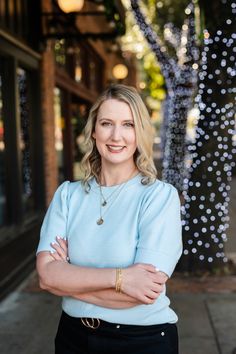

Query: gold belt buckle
left=81, top=318, right=100, bottom=329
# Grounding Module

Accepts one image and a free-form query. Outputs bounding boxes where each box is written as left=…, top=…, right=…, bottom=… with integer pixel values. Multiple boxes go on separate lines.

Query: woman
left=36, top=84, right=182, bottom=354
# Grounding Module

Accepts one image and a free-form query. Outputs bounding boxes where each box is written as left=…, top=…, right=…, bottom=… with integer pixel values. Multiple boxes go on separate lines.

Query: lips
left=107, top=145, right=125, bottom=153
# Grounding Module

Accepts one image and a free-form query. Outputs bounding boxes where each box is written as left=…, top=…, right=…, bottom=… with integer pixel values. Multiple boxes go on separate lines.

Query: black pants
left=55, top=311, right=179, bottom=354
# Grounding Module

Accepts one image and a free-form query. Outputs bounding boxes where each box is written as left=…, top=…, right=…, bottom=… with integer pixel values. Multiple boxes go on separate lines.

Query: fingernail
left=51, top=242, right=56, bottom=245
left=50, top=250, right=55, bottom=254
left=63, top=237, right=67, bottom=240
left=155, top=268, right=159, bottom=272
left=56, top=236, right=61, bottom=240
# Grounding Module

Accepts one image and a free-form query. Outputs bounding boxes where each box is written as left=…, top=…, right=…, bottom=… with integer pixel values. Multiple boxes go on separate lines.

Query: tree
left=179, top=0, right=236, bottom=271
left=131, top=0, right=199, bottom=191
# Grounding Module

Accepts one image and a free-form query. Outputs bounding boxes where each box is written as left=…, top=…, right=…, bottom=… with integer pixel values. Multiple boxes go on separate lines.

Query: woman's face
left=93, top=99, right=137, bottom=169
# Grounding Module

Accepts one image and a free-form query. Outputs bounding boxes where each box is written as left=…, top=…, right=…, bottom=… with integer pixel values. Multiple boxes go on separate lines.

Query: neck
left=99, top=163, right=138, bottom=187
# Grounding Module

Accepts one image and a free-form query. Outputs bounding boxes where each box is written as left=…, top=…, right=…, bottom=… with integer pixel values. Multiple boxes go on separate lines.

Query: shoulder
left=66, top=180, right=87, bottom=199
left=54, top=180, right=84, bottom=199
left=141, top=178, right=180, bottom=210
left=142, top=178, right=178, bottom=197
left=53, top=180, right=70, bottom=198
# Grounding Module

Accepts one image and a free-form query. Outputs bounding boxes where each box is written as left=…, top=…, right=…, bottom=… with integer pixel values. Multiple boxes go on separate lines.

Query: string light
left=132, top=0, right=235, bottom=268
left=131, top=0, right=199, bottom=191
left=181, top=9, right=235, bottom=265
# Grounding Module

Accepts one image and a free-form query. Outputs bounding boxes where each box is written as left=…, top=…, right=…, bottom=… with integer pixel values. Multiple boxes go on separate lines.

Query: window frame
left=0, top=38, right=44, bottom=234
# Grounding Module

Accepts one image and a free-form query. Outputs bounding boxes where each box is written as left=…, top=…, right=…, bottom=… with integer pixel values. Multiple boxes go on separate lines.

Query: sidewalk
left=0, top=271, right=235, bottom=354
left=169, top=275, right=236, bottom=354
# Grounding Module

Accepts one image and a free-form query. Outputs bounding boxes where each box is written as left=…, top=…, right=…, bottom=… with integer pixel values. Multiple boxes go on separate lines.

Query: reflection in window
left=54, top=87, right=65, bottom=183
left=54, top=39, right=66, bottom=67
left=17, top=67, right=34, bottom=213
left=0, top=75, right=6, bottom=226
left=75, top=47, right=82, bottom=82
left=89, top=60, right=96, bottom=90
left=71, top=102, right=88, bottom=180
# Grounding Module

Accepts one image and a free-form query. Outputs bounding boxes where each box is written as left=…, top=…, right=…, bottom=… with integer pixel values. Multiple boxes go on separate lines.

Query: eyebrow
left=98, top=117, right=134, bottom=122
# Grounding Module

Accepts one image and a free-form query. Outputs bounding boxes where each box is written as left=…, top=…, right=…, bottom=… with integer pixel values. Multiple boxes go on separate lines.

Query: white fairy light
left=131, top=0, right=199, bottom=191
left=180, top=0, right=235, bottom=268
left=131, top=0, right=235, bottom=269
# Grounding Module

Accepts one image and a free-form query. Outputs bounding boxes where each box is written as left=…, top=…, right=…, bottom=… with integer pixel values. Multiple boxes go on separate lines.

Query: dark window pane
left=71, top=102, right=88, bottom=180
left=54, top=39, right=66, bottom=67
left=0, top=74, right=6, bottom=226
left=17, top=67, right=34, bottom=213
left=89, top=60, right=96, bottom=90
left=54, top=87, right=65, bottom=183
left=75, top=47, right=82, bottom=83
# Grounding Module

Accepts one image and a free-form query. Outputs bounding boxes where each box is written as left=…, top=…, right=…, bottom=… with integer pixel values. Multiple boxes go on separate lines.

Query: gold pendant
left=97, top=218, right=104, bottom=225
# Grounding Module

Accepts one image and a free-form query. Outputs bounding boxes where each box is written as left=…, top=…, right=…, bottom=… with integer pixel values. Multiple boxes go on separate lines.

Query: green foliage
left=121, top=0, right=166, bottom=108
left=142, top=52, right=166, bottom=101
left=143, top=0, right=190, bottom=30
left=121, top=0, right=201, bottom=107
left=103, top=0, right=126, bottom=35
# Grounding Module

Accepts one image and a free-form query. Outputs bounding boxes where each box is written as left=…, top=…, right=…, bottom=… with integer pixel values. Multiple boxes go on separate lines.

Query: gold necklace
left=96, top=169, right=138, bottom=225
left=99, top=183, right=122, bottom=207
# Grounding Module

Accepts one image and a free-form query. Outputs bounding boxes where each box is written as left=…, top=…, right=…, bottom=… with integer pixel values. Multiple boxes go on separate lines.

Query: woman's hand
left=50, top=236, right=69, bottom=262
left=122, top=263, right=168, bottom=305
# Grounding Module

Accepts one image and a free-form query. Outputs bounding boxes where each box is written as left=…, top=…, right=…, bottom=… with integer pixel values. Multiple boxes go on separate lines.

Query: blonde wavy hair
left=80, top=84, right=157, bottom=190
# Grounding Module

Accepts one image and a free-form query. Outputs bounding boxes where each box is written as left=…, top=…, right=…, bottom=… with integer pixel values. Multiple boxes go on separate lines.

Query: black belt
left=63, top=312, right=122, bottom=330
left=62, top=311, right=170, bottom=331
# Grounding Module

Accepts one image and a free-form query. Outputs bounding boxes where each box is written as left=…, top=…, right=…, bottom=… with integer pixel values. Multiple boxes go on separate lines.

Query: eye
left=101, top=121, right=112, bottom=126
left=124, top=122, right=134, bottom=127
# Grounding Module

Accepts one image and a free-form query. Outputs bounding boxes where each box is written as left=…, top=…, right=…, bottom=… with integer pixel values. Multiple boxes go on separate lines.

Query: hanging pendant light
left=112, top=64, right=128, bottom=80
left=57, top=0, right=84, bottom=13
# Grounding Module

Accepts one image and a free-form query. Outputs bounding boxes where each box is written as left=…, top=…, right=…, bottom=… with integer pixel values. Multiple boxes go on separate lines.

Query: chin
left=106, top=158, right=127, bottom=165
left=103, top=156, right=134, bottom=166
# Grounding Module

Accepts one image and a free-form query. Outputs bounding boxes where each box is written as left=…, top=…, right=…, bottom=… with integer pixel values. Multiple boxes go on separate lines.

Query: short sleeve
left=135, top=183, right=183, bottom=278
left=36, top=181, right=70, bottom=255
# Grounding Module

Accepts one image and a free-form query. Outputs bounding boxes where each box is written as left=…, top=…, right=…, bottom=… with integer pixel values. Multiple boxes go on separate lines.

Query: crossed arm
left=36, top=237, right=168, bottom=309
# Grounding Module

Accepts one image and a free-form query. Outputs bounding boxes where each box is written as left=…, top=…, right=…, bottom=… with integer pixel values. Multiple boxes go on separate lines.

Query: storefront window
left=71, top=102, right=88, bottom=180
left=54, top=87, right=65, bottom=183
left=0, top=75, right=6, bottom=226
left=17, top=67, right=34, bottom=214
left=75, top=47, right=82, bottom=83
left=54, top=39, right=66, bottom=67
left=89, top=60, right=96, bottom=90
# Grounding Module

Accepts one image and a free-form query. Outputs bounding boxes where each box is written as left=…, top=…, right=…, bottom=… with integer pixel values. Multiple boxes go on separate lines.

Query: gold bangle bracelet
left=115, top=268, right=122, bottom=293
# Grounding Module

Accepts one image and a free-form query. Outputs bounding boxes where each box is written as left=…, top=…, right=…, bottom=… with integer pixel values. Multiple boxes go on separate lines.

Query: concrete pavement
left=171, top=292, right=236, bottom=354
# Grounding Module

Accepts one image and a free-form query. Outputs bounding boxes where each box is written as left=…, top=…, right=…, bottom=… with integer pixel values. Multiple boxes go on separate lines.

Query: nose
left=111, top=125, right=122, bottom=141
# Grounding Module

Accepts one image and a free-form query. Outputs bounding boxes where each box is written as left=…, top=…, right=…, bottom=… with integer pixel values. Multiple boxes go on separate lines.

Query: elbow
left=36, top=252, right=55, bottom=291
left=38, top=273, right=64, bottom=297
left=38, top=275, right=50, bottom=291
left=36, top=262, right=52, bottom=291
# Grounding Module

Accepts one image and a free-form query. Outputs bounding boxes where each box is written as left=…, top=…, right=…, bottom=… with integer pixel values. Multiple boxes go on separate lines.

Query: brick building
left=0, top=0, right=136, bottom=299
